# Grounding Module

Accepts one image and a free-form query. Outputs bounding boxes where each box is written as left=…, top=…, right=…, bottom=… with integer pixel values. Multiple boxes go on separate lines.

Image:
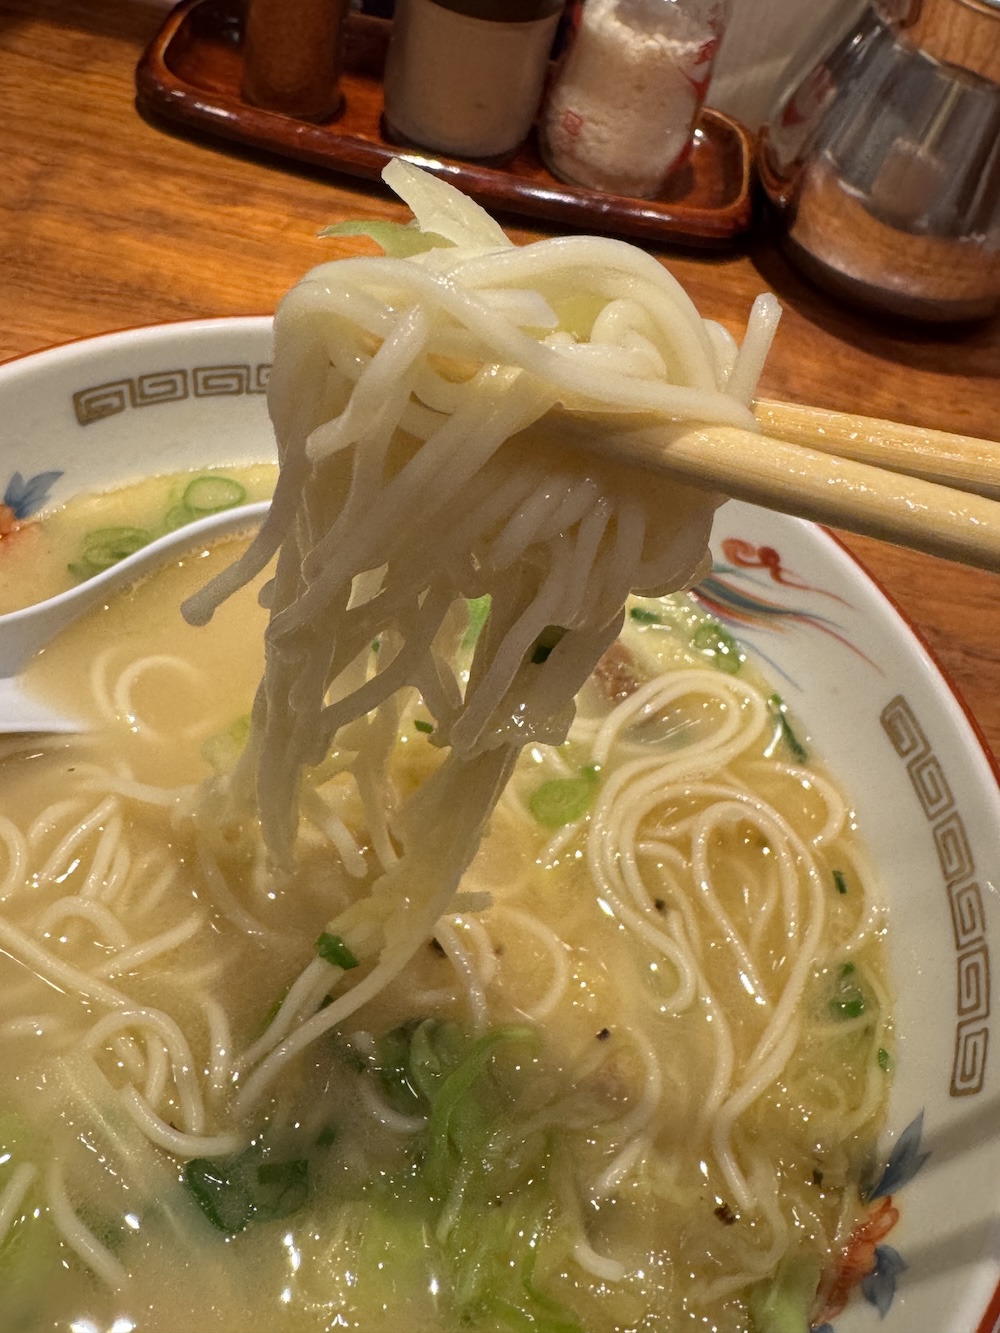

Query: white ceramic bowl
left=2, top=319, right=999, bottom=1333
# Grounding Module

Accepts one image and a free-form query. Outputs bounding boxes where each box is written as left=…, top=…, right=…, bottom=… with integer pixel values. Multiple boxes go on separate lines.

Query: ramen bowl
left=2, top=320, right=1000, bottom=1333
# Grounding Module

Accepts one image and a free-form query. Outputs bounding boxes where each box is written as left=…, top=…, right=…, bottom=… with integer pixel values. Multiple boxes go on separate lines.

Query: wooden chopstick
left=755, top=398, right=1000, bottom=503
left=547, top=413, right=1000, bottom=573
left=663, top=425, right=1000, bottom=572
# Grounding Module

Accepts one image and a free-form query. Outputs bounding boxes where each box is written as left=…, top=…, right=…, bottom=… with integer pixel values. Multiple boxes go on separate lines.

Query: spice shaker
left=540, top=0, right=729, bottom=198
left=383, top=0, right=565, bottom=160
left=759, top=0, right=1000, bottom=320
left=242, top=0, right=349, bottom=121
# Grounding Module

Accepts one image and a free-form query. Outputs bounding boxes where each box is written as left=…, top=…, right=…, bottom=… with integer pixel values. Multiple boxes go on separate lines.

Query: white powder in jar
left=542, top=0, right=720, bottom=197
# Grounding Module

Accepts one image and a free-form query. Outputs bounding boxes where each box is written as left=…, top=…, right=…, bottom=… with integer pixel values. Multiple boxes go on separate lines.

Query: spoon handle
left=0, top=677, right=82, bottom=734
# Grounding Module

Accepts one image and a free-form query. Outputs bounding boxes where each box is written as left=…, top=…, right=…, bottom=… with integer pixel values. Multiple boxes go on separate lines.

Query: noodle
left=185, top=171, right=771, bottom=810
left=0, top=166, right=891, bottom=1333
left=177, top=164, right=780, bottom=1107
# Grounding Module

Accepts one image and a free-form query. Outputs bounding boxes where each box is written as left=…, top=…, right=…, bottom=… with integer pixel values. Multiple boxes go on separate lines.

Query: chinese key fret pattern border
left=72, top=363, right=272, bottom=425
left=881, top=693, right=990, bottom=1097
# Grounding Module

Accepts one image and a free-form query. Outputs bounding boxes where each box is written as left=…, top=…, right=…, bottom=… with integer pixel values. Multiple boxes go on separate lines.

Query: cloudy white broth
left=0, top=504, right=890, bottom=1333
left=1, top=160, right=895, bottom=1333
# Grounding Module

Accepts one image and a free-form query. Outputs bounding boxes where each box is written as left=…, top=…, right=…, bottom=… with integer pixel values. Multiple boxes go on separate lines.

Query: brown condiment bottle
left=242, top=0, right=349, bottom=121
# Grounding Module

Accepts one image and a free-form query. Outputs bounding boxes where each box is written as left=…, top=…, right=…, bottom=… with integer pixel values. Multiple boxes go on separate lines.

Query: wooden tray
left=136, top=0, right=755, bottom=247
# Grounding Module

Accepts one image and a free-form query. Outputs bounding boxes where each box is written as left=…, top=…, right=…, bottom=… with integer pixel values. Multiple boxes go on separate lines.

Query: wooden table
left=2, top=0, right=999, bottom=757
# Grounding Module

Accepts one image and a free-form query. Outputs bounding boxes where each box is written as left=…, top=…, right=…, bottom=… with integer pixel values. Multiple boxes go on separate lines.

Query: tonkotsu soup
left=1, top=161, right=895, bottom=1333
left=0, top=509, right=890, bottom=1333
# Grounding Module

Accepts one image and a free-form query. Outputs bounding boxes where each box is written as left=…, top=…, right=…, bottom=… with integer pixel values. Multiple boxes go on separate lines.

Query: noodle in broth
left=0, top=165, right=890, bottom=1332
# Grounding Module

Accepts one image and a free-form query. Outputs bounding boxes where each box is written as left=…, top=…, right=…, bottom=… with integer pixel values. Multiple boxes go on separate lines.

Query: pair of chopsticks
left=587, top=400, right=1000, bottom=574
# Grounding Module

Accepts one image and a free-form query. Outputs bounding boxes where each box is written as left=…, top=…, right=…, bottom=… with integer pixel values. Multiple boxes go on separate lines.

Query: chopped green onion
left=161, top=476, right=248, bottom=534
left=829, top=962, right=866, bottom=1020
left=833, top=869, right=848, bottom=895
left=766, top=693, right=808, bottom=762
left=691, top=622, right=743, bottom=674
left=349, top=1018, right=579, bottom=1331
left=420, top=1025, right=535, bottom=1195
left=878, top=1047, right=891, bottom=1071
left=630, top=607, right=661, bottom=624
left=182, top=475, right=247, bottom=515
left=747, top=1253, right=822, bottom=1333
left=255, top=1159, right=309, bottom=1218
left=184, top=1152, right=309, bottom=1235
left=374, top=1020, right=426, bottom=1116
left=162, top=504, right=193, bottom=531
left=316, top=932, right=359, bottom=970
left=414, top=719, right=434, bottom=734
left=184, top=1157, right=256, bottom=1234
left=69, top=526, right=151, bottom=579
left=529, top=766, right=600, bottom=827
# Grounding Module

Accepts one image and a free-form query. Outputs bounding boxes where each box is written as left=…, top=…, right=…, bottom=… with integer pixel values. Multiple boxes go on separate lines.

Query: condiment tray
left=136, top=0, right=755, bottom=247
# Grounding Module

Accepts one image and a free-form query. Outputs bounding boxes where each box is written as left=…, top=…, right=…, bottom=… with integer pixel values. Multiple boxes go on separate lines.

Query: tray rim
left=135, top=0, right=756, bottom=248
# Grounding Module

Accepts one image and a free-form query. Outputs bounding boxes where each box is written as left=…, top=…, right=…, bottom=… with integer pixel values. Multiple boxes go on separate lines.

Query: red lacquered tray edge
left=135, top=0, right=756, bottom=247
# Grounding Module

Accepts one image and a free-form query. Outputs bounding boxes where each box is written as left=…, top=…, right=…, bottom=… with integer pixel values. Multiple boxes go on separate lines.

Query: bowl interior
left=707, top=502, right=1000, bottom=1333
left=0, top=318, right=277, bottom=511
left=2, top=319, right=999, bottom=1333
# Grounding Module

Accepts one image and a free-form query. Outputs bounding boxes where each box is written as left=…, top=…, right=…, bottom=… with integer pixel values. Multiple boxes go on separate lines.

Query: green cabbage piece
left=747, top=1252, right=822, bottom=1333
left=363, top=1020, right=584, bottom=1331
left=201, top=712, right=252, bottom=773
left=382, top=158, right=511, bottom=249
left=319, top=219, right=453, bottom=258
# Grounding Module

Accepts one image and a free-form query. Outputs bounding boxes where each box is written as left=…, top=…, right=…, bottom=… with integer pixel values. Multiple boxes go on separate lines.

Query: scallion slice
left=316, top=932, right=359, bottom=970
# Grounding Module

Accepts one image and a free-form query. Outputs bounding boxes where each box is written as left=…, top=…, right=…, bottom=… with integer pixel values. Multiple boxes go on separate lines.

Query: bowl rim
left=4, top=316, right=1000, bottom=1332
left=0, top=314, right=274, bottom=375
left=9, top=315, right=990, bottom=793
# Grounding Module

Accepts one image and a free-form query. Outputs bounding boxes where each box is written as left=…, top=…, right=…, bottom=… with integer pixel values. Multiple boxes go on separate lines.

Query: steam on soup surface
left=0, top=482, right=891, bottom=1333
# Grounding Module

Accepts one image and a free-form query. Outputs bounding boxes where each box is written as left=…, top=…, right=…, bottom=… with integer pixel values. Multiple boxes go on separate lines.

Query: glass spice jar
left=540, top=0, right=729, bottom=198
left=383, top=0, right=565, bottom=160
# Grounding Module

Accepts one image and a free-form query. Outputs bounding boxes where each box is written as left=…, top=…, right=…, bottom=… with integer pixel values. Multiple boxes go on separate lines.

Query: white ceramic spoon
left=0, top=500, right=270, bottom=733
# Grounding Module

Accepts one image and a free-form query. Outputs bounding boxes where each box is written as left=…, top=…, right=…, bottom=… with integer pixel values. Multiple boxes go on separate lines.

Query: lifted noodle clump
left=183, top=163, right=780, bottom=1100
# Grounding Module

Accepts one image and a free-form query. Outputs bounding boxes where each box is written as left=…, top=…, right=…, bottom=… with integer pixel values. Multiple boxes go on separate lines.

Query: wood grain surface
left=2, top=0, right=999, bottom=757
